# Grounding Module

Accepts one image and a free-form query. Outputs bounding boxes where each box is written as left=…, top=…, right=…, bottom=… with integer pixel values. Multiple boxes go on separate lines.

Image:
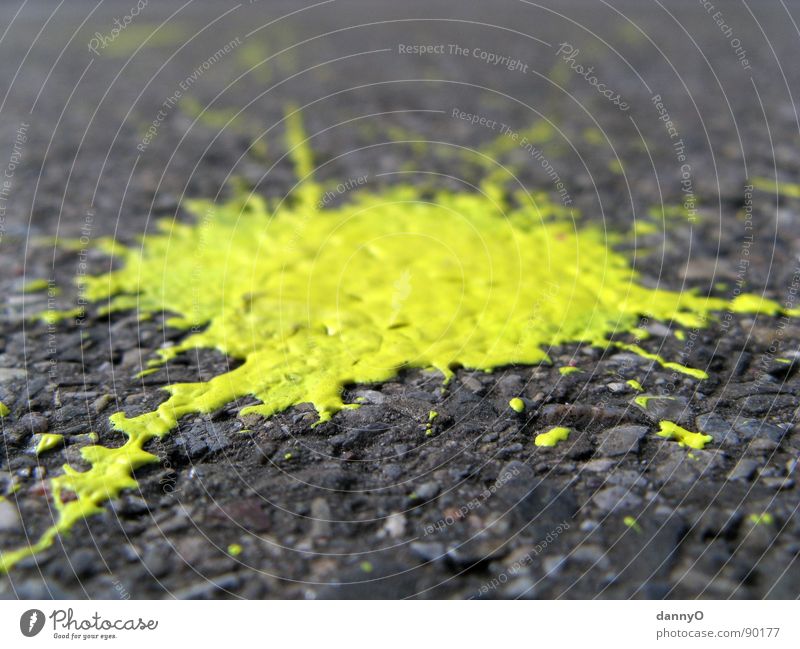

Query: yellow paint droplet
left=38, top=307, right=84, bottom=325
left=5, top=110, right=796, bottom=574
left=0, top=402, right=9, bottom=418
left=535, top=426, right=570, bottom=447
left=509, top=397, right=526, bottom=413
left=35, top=434, right=64, bottom=456
left=656, top=420, right=712, bottom=450
left=748, top=513, right=774, bottom=526
left=360, top=561, right=373, bottom=573
left=227, top=543, right=243, bottom=556
left=633, top=221, right=658, bottom=236
left=424, top=410, right=439, bottom=436
left=623, top=515, right=642, bottom=532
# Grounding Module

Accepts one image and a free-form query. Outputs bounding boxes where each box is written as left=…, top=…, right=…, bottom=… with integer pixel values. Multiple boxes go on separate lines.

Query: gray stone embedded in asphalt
left=413, top=481, right=441, bottom=501
left=597, top=425, right=649, bottom=457
left=727, top=458, right=760, bottom=482
left=0, top=498, right=21, bottom=532
left=733, top=418, right=787, bottom=443
left=592, top=486, right=642, bottom=514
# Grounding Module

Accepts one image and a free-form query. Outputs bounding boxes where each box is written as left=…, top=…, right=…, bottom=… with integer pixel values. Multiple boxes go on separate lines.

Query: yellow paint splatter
left=633, top=221, right=658, bottom=236
left=0, top=402, right=9, bottom=418
left=227, top=543, right=243, bottom=556
left=656, top=421, right=713, bottom=450
left=558, top=366, right=581, bottom=376
left=508, top=397, right=526, bottom=413
left=626, top=379, right=644, bottom=392
left=425, top=410, right=438, bottom=436
left=535, top=427, right=571, bottom=447
left=748, top=512, right=774, bottom=526
left=3, top=111, right=795, bottom=573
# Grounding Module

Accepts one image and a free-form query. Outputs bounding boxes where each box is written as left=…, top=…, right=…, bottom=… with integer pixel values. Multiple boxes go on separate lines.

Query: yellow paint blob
left=35, top=434, right=64, bottom=455
left=227, top=543, right=243, bottom=556
left=626, top=379, right=644, bottom=392
left=748, top=512, right=774, bottom=526
left=559, top=366, right=581, bottom=376
left=0, top=402, right=9, bottom=417
left=656, top=421, right=713, bottom=450
left=509, top=397, right=526, bottom=413
left=425, top=410, right=439, bottom=436
left=3, top=111, right=796, bottom=573
left=535, top=427, right=571, bottom=447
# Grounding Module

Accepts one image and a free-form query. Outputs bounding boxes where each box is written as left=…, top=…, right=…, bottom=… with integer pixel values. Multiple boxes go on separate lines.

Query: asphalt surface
left=1, top=0, right=800, bottom=599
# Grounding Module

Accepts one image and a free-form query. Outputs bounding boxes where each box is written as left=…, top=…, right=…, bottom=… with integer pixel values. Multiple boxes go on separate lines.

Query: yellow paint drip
left=656, top=420, right=713, bottom=450
left=35, top=434, right=64, bottom=455
left=425, top=410, right=438, bottom=436
left=3, top=111, right=795, bottom=573
left=535, top=427, right=571, bottom=447
left=623, top=515, right=642, bottom=532
left=508, top=397, right=526, bottom=413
